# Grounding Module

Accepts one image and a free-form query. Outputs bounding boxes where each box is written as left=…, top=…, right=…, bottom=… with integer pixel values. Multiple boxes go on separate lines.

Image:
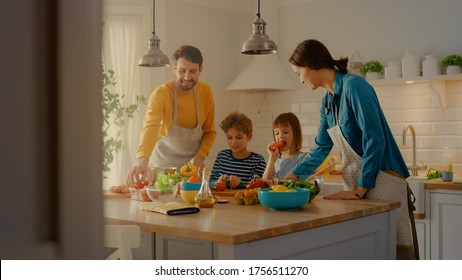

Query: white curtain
left=102, top=14, right=144, bottom=189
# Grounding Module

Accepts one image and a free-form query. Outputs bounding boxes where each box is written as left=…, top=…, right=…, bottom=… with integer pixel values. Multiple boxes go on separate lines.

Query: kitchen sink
left=406, top=176, right=428, bottom=214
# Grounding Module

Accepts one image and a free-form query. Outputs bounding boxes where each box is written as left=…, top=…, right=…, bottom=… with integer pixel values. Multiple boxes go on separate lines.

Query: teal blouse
left=292, top=72, right=409, bottom=188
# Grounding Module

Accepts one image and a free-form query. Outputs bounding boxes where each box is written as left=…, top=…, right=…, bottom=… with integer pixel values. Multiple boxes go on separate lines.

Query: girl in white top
left=263, top=113, right=306, bottom=181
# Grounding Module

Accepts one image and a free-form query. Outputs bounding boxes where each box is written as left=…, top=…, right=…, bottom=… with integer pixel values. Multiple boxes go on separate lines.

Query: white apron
left=150, top=85, right=203, bottom=170
left=327, top=105, right=413, bottom=247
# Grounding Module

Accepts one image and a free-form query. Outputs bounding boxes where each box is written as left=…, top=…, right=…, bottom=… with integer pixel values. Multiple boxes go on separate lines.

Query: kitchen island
left=104, top=195, right=400, bottom=260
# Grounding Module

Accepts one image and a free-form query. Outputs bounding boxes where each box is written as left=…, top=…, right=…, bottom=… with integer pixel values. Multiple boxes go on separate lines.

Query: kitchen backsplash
left=207, top=79, right=462, bottom=175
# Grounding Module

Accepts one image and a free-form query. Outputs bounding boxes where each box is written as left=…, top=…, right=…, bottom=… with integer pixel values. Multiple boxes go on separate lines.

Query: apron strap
left=407, top=184, right=420, bottom=260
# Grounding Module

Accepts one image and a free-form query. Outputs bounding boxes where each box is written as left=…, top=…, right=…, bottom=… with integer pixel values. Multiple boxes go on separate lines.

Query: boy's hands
left=219, top=174, right=242, bottom=188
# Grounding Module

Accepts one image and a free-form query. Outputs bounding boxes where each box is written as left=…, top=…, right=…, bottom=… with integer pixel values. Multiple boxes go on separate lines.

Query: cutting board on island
left=211, top=189, right=241, bottom=197
left=103, top=190, right=130, bottom=199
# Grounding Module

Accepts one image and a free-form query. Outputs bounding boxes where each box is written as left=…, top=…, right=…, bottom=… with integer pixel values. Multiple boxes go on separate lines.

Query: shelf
left=368, top=74, right=462, bottom=108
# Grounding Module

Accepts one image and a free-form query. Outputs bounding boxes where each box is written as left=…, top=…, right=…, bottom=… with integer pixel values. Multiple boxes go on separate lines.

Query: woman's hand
left=324, top=187, right=368, bottom=200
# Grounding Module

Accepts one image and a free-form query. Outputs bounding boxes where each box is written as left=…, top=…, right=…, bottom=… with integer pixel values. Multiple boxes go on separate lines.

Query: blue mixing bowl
left=258, top=188, right=310, bottom=210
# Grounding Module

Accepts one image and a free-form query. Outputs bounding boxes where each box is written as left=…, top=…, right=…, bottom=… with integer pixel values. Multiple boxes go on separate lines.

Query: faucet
left=402, top=124, right=426, bottom=176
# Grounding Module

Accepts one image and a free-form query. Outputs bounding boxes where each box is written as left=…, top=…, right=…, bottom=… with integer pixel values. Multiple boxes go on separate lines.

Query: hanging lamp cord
left=152, top=0, right=156, bottom=35
left=256, top=0, right=261, bottom=18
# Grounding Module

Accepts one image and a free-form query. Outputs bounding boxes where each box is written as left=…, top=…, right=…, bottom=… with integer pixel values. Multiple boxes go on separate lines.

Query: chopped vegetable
left=269, top=140, right=287, bottom=151
left=215, top=181, right=227, bottom=191
left=246, top=179, right=267, bottom=190
left=156, top=171, right=181, bottom=190
left=283, top=180, right=320, bottom=196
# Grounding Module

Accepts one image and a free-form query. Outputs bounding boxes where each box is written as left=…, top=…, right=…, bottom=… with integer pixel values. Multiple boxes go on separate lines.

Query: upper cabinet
left=369, top=74, right=462, bottom=109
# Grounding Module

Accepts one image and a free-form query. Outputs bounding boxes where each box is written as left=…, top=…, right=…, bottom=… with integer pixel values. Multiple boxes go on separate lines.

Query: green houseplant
left=359, top=60, right=384, bottom=76
left=441, top=54, right=462, bottom=67
left=441, top=54, right=462, bottom=74
left=102, top=67, right=146, bottom=175
left=359, top=60, right=384, bottom=80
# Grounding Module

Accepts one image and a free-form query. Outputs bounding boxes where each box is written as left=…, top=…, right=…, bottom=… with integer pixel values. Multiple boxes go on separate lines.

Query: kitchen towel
left=139, top=201, right=200, bottom=215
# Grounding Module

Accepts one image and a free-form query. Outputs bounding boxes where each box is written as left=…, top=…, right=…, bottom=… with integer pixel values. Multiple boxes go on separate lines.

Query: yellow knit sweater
left=136, top=80, right=216, bottom=160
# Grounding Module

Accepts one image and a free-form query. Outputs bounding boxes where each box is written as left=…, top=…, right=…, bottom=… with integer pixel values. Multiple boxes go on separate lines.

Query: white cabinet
left=414, top=220, right=429, bottom=260
left=155, top=233, right=213, bottom=260
left=429, top=190, right=462, bottom=259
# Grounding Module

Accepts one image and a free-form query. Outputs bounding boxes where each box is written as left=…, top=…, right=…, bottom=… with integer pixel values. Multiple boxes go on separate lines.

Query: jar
left=422, top=55, right=441, bottom=77
left=384, top=61, right=401, bottom=79
left=401, top=51, right=421, bottom=79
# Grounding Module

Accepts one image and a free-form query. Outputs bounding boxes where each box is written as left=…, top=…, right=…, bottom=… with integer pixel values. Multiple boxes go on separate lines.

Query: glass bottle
left=194, top=168, right=215, bottom=208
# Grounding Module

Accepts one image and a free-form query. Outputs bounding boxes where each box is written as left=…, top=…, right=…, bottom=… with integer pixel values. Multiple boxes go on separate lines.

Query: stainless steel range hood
left=225, top=54, right=296, bottom=92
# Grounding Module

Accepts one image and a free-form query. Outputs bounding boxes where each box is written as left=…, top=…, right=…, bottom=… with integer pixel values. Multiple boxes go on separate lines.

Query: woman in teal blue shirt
left=285, top=39, right=417, bottom=259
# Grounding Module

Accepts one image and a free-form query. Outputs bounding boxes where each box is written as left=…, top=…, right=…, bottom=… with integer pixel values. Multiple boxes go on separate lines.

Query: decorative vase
left=446, top=65, right=461, bottom=75
left=365, top=72, right=380, bottom=80
left=422, top=55, right=441, bottom=77
left=402, top=51, right=421, bottom=79
left=385, top=61, right=401, bottom=79
left=441, top=171, right=454, bottom=182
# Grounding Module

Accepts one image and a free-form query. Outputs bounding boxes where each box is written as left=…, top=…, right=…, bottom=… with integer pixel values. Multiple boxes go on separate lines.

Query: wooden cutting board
left=103, top=190, right=130, bottom=199
left=212, top=189, right=241, bottom=197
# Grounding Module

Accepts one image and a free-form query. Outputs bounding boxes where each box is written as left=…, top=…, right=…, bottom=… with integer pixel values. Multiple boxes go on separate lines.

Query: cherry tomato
left=134, top=181, right=144, bottom=189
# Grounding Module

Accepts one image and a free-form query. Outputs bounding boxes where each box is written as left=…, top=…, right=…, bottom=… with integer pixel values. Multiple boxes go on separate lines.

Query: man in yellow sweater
left=126, top=45, right=216, bottom=187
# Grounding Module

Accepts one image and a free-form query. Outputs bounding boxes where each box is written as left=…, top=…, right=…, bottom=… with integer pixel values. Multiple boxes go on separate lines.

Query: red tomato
left=134, top=181, right=144, bottom=189
left=215, top=181, right=227, bottom=192
left=246, top=179, right=266, bottom=190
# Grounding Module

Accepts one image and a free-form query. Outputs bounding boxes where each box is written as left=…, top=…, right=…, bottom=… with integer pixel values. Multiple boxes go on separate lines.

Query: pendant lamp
left=138, top=0, right=170, bottom=67
left=241, top=0, right=278, bottom=55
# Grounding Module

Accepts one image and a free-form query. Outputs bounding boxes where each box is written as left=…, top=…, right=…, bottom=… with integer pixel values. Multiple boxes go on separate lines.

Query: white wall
left=235, top=0, right=462, bottom=174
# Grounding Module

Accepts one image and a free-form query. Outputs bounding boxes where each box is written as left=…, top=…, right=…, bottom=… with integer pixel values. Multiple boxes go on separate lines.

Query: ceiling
left=180, top=0, right=312, bottom=14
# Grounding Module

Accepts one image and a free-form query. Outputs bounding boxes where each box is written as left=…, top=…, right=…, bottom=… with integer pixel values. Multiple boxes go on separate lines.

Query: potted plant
left=441, top=163, right=454, bottom=182
left=441, top=54, right=462, bottom=74
left=359, top=60, right=384, bottom=80
left=102, top=67, right=146, bottom=177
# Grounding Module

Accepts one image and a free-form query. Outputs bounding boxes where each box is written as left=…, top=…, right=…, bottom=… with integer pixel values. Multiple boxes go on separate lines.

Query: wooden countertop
left=104, top=195, right=399, bottom=245
left=424, top=179, right=462, bottom=190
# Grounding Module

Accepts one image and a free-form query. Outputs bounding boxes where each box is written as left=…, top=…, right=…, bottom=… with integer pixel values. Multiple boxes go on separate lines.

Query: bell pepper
left=180, top=163, right=198, bottom=177
left=269, top=140, right=287, bottom=151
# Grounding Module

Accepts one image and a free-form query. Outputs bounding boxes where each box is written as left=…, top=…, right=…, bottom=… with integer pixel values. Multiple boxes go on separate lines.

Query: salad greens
left=282, top=181, right=320, bottom=198
left=156, top=171, right=182, bottom=190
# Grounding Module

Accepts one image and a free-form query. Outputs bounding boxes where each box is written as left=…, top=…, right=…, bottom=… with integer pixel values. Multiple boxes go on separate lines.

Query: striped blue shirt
left=210, top=149, right=266, bottom=184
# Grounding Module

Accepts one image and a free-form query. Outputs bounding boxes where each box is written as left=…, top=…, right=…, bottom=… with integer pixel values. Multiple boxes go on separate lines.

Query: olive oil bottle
left=194, top=167, right=215, bottom=208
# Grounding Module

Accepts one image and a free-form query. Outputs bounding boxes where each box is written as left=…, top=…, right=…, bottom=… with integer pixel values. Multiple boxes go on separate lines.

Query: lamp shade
left=225, top=54, right=295, bottom=92
left=241, top=17, right=277, bottom=55
left=138, top=0, right=170, bottom=67
left=138, top=33, right=170, bottom=67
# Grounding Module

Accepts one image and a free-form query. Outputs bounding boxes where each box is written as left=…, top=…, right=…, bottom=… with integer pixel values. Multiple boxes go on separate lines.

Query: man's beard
left=176, top=78, right=197, bottom=92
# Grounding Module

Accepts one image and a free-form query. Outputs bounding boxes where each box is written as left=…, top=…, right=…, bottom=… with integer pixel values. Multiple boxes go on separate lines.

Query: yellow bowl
left=180, top=182, right=201, bottom=204
left=180, top=189, right=199, bottom=204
